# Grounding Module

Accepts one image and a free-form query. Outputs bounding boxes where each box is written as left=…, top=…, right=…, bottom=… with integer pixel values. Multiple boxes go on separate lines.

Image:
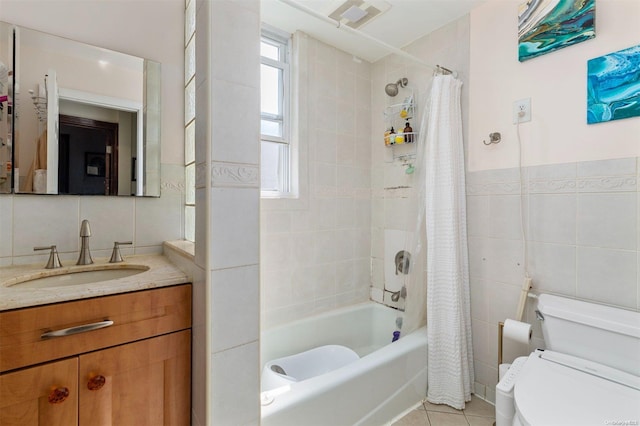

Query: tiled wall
left=260, top=33, right=373, bottom=329
left=194, top=0, right=261, bottom=424
left=467, top=157, right=640, bottom=402
left=0, top=164, right=184, bottom=267
left=369, top=16, right=470, bottom=309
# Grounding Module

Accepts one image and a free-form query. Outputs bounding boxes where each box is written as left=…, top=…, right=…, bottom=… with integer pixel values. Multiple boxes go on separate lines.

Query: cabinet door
left=0, top=358, right=78, bottom=426
left=79, top=330, right=191, bottom=426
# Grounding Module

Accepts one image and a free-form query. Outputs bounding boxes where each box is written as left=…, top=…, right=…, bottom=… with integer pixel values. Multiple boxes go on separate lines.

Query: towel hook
left=483, top=132, right=501, bottom=145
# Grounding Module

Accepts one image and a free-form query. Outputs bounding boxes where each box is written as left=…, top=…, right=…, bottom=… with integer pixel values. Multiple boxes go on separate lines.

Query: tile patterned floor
left=392, top=396, right=495, bottom=426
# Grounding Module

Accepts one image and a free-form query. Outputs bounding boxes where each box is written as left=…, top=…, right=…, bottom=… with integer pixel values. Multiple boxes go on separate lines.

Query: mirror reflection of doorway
left=58, top=115, right=118, bottom=195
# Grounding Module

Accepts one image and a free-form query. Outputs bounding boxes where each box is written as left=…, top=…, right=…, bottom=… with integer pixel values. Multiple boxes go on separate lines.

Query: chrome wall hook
left=483, top=132, right=501, bottom=145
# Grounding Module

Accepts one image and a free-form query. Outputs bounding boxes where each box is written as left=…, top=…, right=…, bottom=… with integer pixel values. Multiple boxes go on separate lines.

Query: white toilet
left=496, top=293, right=640, bottom=426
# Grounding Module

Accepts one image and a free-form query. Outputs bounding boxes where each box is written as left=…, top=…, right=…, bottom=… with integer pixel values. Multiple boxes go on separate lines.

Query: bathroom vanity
left=0, top=256, right=192, bottom=426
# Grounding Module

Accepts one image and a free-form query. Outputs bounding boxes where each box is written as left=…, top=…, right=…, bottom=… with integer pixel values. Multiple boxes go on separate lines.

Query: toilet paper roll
left=503, top=319, right=532, bottom=344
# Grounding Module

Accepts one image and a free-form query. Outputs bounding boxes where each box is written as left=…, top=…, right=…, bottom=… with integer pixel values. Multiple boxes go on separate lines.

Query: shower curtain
left=424, top=74, right=474, bottom=409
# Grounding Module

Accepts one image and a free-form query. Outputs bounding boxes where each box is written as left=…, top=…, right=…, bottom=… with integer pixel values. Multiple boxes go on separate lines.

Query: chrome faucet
left=34, top=245, right=63, bottom=269
left=109, top=241, right=133, bottom=263
left=76, top=219, right=94, bottom=265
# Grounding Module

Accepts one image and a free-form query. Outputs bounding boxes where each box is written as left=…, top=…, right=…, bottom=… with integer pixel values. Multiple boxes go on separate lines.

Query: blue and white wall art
left=518, top=0, right=595, bottom=62
left=587, top=45, right=640, bottom=124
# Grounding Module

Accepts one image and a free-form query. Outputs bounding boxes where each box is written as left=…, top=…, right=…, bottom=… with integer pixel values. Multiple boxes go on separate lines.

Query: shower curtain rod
left=276, top=0, right=456, bottom=76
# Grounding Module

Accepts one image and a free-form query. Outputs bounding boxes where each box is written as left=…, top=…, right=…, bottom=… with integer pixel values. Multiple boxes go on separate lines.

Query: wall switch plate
left=513, top=98, right=531, bottom=123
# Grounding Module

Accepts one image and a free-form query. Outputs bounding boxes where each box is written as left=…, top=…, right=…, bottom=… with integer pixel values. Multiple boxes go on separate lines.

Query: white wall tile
left=314, top=130, right=337, bottom=163
left=261, top=267, right=293, bottom=310
left=577, top=246, right=637, bottom=309
left=79, top=197, right=135, bottom=250
left=210, top=265, right=259, bottom=353
left=135, top=194, right=183, bottom=247
left=528, top=194, right=576, bottom=244
left=210, top=187, right=259, bottom=269
left=489, top=195, right=523, bottom=240
left=577, top=193, right=637, bottom=250
left=209, top=1, right=259, bottom=87
left=528, top=242, right=576, bottom=296
left=466, top=195, right=489, bottom=238
left=210, top=342, right=260, bottom=426
left=485, top=238, right=524, bottom=284
left=210, top=79, right=260, bottom=164
left=13, top=196, right=79, bottom=256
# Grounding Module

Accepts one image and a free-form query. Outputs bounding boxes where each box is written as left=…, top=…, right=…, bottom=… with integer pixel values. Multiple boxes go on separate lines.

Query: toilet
left=496, top=293, right=640, bottom=426
left=261, top=344, right=359, bottom=392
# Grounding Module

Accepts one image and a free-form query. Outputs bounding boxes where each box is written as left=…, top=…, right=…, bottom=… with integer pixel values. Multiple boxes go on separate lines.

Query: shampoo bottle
left=403, top=121, right=413, bottom=143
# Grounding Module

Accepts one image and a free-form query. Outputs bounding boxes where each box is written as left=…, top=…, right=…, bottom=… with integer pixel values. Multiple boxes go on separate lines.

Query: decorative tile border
left=160, top=181, right=185, bottom=193
left=468, top=165, right=638, bottom=195
left=211, top=162, right=259, bottom=188
left=576, top=176, right=637, bottom=192
left=528, top=179, right=576, bottom=194
left=467, top=182, right=522, bottom=195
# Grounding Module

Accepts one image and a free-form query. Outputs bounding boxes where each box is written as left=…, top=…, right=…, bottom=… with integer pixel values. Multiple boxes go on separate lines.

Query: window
left=261, top=28, right=292, bottom=197
left=184, top=0, right=196, bottom=241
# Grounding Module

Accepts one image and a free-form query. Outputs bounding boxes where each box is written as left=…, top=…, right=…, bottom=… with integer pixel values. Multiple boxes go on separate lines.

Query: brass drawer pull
left=41, top=320, right=114, bottom=339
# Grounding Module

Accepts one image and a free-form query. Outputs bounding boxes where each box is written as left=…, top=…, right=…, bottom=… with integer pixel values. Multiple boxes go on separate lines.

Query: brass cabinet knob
left=87, top=374, right=106, bottom=391
left=48, top=386, right=70, bottom=404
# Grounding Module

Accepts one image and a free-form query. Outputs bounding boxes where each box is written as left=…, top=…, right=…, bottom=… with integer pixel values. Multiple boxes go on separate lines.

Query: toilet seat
left=514, top=350, right=640, bottom=426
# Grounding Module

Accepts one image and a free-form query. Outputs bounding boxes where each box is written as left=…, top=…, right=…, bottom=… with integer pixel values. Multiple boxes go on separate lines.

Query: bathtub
left=260, top=302, right=428, bottom=426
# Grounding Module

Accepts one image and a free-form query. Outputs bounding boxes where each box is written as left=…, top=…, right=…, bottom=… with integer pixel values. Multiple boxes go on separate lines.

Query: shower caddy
left=384, top=92, right=417, bottom=162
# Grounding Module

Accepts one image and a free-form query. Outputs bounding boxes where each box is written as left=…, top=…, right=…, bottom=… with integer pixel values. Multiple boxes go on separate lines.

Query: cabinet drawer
left=0, top=284, right=191, bottom=372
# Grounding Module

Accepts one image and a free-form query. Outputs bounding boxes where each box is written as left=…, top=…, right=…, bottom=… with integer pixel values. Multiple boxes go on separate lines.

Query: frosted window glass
left=185, top=164, right=195, bottom=205
left=185, top=78, right=195, bottom=125
left=261, top=64, right=281, bottom=116
left=185, top=36, right=195, bottom=85
left=185, top=0, right=195, bottom=46
left=261, top=41, right=279, bottom=60
left=185, top=206, right=195, bottom=242
left=261, top=141, right=280, bottom=191
left=185, top=121, right=195, bottom=164
left=261, top=119, right=281, bottom=137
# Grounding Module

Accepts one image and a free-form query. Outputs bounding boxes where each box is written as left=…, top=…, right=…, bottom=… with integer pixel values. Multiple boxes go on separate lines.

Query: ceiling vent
left=328, top=0, right=389, bottom=29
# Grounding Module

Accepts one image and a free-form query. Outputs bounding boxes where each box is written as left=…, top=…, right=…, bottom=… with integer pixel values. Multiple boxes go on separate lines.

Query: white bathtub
left=260, top=302, right=428, bottom=426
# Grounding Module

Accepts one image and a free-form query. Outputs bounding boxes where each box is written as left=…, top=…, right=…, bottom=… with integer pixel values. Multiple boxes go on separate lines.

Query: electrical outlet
left=513, top=98, right=531, bottom=124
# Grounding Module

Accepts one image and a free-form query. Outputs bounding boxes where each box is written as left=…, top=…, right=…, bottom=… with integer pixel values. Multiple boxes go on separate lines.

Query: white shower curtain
left=424, top=74, right=474, bottom=409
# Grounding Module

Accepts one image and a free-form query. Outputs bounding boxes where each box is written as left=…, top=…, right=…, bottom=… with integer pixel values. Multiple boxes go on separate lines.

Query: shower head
left=384, top=77, right=408, bottom=97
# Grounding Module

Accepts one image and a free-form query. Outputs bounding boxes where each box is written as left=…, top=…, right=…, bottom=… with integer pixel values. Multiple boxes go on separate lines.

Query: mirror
left=0, top=21, right=161, bottom=196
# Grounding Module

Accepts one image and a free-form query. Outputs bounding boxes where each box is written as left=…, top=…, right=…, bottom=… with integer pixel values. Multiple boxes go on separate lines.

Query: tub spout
left=390, top=286, right=407, bottom=302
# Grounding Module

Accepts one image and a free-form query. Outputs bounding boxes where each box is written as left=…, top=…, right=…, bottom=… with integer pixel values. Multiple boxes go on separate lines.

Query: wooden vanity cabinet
left=0, top=358, right=79, bottom=426
left=0, top=284, right=192, bottom=426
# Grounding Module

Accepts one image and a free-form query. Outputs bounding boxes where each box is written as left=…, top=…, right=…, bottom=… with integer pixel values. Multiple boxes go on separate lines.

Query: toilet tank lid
left=537, top=294, right=640, bottom=338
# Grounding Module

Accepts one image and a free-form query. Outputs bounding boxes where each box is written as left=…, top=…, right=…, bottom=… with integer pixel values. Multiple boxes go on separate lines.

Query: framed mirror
left=0, top=21, right=161, bottom=196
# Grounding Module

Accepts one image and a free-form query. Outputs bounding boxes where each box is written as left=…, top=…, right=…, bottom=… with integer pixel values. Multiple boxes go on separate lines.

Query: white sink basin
left=5, top=265, right=150, bottom=289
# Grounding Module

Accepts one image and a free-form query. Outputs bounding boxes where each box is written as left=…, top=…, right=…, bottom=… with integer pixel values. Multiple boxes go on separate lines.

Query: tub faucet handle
left=109, top=241, right=133, bottom=263
left=34, top=245, right=63, bottom=269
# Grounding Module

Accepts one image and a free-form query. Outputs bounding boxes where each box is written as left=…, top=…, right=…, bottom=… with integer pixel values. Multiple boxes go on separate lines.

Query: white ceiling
left=261, top=0, right=486, bottom=63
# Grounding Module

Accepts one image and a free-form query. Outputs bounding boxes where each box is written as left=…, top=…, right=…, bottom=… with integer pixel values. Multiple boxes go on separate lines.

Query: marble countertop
left=0, top=255, right=189, bottom=311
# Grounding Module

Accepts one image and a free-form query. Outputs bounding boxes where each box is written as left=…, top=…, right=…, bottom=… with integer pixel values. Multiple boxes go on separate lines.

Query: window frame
left=260, top=26, right=293, bottom=198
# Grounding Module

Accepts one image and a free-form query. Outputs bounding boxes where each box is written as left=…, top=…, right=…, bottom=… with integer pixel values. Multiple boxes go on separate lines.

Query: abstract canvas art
left=587, top=45, right=640, bottom=124
left=518, top=0, right=595, bottom=62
